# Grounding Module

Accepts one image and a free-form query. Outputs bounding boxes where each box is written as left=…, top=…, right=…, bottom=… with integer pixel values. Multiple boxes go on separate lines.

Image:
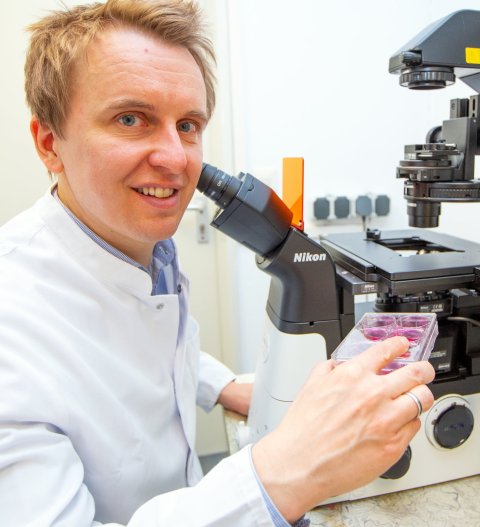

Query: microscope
left=197, top=9, right=480, bottom=502
left=389, top=9, right=480, bottom=229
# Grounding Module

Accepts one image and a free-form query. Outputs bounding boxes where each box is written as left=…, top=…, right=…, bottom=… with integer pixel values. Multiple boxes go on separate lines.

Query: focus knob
left=426, top=395, right=474, bottom=449
left=380, top=446, right=411, bottom=480
left=433, top=404, right=474, bottom=449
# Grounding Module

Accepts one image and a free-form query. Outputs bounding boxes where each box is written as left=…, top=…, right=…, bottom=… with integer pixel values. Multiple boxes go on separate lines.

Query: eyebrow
left=186, top=110, right=209, bottom=123
left=105, top=99, right=156, bottom=111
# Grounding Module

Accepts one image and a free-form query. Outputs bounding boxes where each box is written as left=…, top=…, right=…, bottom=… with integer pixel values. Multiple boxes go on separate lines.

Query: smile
left=136, top=187, right=175, bottom=198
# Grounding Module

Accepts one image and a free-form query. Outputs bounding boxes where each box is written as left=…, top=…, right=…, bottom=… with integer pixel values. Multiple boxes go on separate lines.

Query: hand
left=251, top=336, right=435, bottom=523
left=217, top=381, right=253, bottom=417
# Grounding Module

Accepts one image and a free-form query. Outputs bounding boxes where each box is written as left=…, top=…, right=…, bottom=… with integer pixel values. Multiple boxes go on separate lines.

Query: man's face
left=50, top=26, right=208, bottom=265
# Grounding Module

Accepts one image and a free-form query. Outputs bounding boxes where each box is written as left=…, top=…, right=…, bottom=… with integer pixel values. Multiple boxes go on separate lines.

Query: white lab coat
left=0, top=190, right=275, bottom=526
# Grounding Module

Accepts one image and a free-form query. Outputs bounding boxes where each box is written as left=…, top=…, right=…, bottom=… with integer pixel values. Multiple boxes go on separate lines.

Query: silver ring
left=405, top=391, right=423, bottom=419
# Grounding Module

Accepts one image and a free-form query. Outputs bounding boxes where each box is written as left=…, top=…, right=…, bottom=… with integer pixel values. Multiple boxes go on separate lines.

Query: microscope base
left=323, top=392, right=480, bottom=503
left=247, top=316, right=328, bottom=444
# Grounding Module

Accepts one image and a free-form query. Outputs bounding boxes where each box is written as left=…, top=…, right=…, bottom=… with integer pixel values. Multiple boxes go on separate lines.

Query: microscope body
left=196, top=164, right=348, bottom=443
left=196, top=8, right=480, bottom=506
left=248, top=228, right=344, bottom=442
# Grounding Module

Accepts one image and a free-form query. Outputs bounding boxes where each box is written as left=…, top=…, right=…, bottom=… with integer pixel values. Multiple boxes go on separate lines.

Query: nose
left=147, top=125, right=188, bottom=173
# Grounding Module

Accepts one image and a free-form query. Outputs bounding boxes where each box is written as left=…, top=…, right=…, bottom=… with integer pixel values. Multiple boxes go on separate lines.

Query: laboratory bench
left=224, top=409, right=480, bottom=527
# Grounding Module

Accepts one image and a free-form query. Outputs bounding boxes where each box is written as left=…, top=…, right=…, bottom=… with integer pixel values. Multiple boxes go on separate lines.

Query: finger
left=350, top=336, right=410, bottom=373
left=394, top=416, right=422, bottom=447
left=376, top=418, right=422, bottom=475
left=391, top=385, right=435, bottom=425
left=382, top=360, right=435, bottom=399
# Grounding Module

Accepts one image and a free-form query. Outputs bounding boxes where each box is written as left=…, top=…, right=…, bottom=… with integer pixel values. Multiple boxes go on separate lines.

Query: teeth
left=137, top=187, right=174, bottom=198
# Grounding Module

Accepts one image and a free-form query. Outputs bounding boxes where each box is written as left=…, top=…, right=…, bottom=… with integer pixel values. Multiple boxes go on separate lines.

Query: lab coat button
left=177, top=284, right=182, bottom=293
left=156, top=303, right=165, bottom=310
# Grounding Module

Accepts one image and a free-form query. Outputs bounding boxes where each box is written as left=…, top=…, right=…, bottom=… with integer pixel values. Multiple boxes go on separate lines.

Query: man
left=0, top=0, right=434, bottom=525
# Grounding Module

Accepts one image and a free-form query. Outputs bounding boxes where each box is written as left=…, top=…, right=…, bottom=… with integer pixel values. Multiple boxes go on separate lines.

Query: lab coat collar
left=35, top=186, right=166, bottom=302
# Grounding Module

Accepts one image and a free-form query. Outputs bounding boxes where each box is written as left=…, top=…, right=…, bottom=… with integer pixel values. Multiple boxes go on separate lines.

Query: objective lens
left=198, top=164, right=242, bottom=209
left=407, top=200, right=441, bottom=228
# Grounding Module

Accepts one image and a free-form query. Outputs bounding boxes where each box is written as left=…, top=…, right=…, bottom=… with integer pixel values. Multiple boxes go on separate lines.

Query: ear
left=30, top=117, right=65, bottom=174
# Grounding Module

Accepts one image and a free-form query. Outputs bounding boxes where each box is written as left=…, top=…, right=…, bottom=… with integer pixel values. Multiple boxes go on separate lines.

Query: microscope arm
left=197, top=163, right=344, bottom=347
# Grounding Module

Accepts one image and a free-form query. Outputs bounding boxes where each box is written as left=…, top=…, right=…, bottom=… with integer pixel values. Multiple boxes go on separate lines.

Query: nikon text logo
left=293, top=252, right=326, bottom=263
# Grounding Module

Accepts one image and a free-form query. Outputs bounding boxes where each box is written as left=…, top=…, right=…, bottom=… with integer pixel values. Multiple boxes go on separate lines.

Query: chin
left=142, top=224, right=179, bottom=243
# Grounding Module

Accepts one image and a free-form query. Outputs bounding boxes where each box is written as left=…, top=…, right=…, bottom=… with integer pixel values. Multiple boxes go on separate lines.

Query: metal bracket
left=187, top=197, right=210, bottom=243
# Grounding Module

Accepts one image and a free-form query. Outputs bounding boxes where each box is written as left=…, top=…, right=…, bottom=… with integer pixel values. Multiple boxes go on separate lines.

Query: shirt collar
left=51, top=185, right=175, bottom=277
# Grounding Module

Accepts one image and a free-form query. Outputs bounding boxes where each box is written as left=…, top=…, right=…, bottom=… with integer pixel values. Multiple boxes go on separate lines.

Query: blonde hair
left=24, top=0, right=216, bottom=138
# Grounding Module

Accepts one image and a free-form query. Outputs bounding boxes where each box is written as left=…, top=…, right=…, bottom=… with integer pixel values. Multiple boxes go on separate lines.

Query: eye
left=178, top=121, right=197, bottom=134
left=118, top=114, right=144, bottom=127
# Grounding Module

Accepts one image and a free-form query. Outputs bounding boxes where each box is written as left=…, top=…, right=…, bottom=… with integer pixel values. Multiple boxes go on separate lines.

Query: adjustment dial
left=425, top=395, right=474, bottom=449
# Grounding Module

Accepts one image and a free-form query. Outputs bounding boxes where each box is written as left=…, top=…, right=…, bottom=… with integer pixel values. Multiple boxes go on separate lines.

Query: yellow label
left=465, top=47, right=480, bottom=64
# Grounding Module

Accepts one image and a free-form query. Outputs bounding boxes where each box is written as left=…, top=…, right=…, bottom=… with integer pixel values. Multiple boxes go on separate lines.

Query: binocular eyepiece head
left=196, top=163, right=293, bottom=257
left=197, top=163, right=242, bottom=210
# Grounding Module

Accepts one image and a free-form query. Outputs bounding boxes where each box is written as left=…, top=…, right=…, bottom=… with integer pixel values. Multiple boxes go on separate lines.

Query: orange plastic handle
left=282, top=157, right=304, bottom=231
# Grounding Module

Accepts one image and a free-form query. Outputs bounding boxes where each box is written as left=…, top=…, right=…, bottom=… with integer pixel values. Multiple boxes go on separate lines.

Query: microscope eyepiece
left=196, top=163, right=293, bottom=256
left=198, top=164, right=242, bottom=209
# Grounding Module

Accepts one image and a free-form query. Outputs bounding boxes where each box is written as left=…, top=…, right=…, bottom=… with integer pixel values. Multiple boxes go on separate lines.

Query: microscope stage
left=322, top=229, right=480, bottom=295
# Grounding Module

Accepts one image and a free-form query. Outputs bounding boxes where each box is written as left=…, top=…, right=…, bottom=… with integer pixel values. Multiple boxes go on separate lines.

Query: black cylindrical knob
left=433, top=404, right=474, bottom=449
left=407, top=200, right=441, bottom=228
left=380, top=446, right=412, bottom=480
